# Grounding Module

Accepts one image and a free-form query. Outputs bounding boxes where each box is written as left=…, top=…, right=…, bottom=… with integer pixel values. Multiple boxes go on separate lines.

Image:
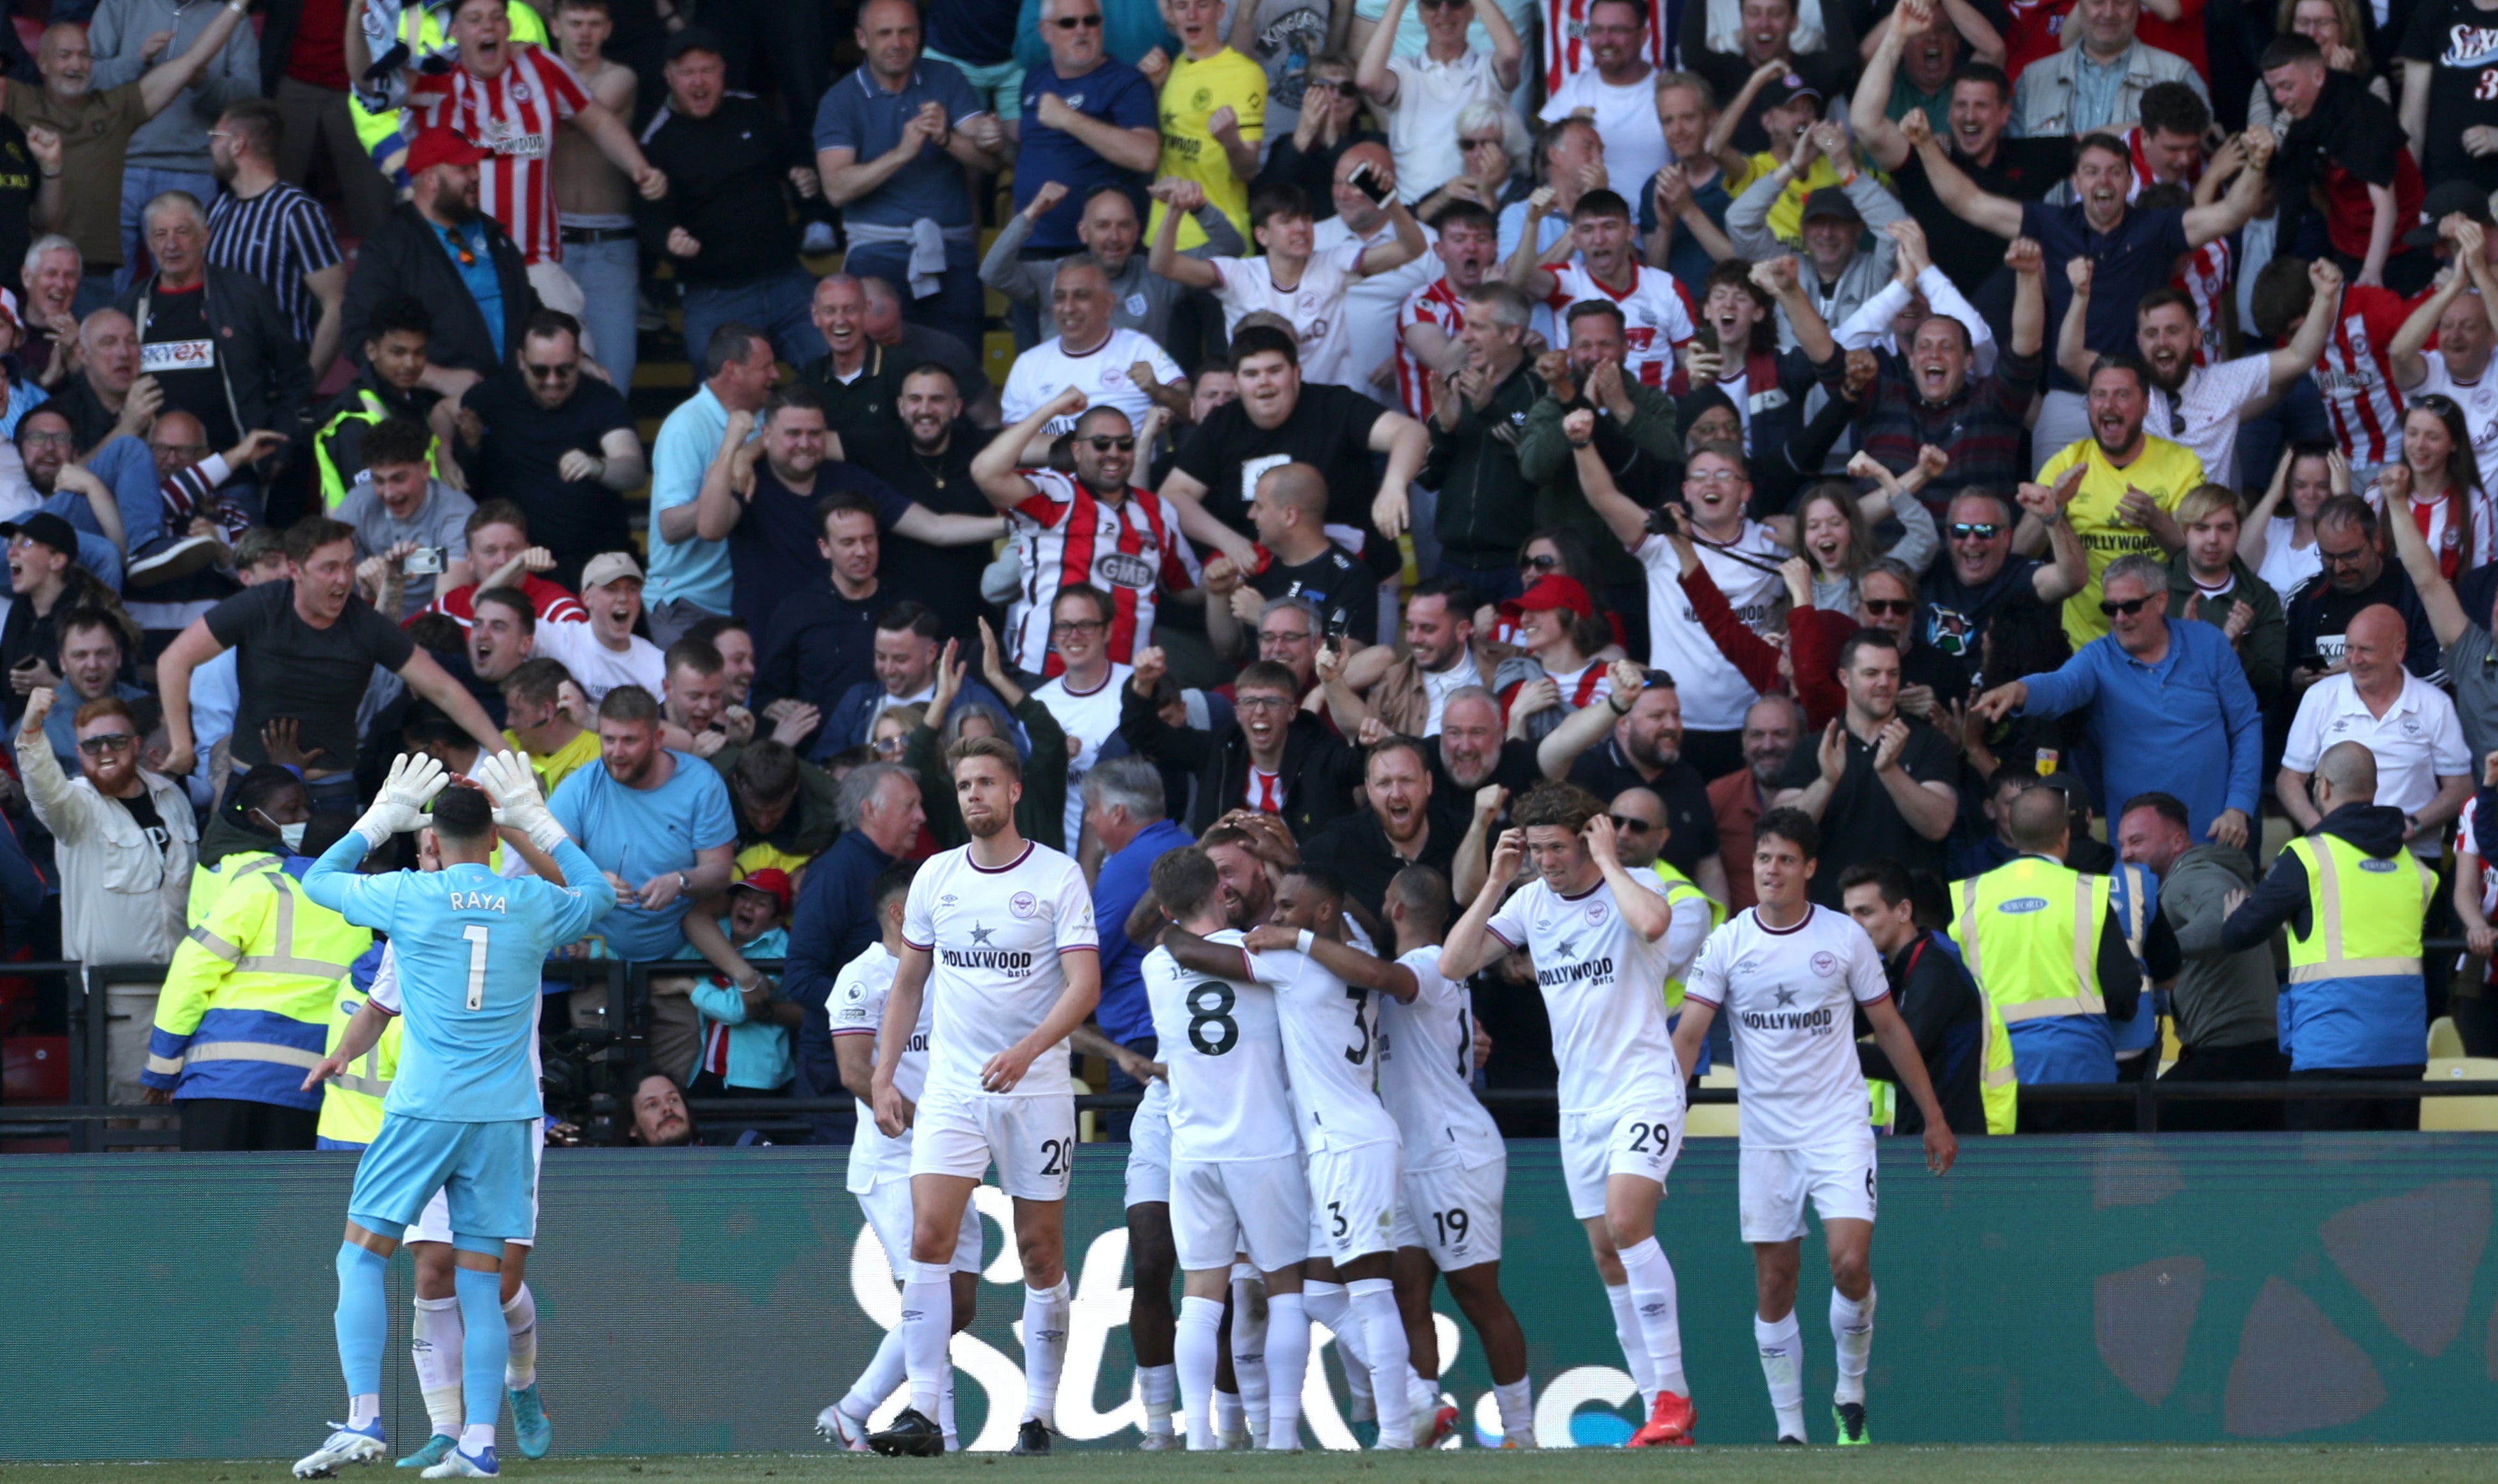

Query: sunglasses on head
left=1948, top=522, right=2003, bottom=540
left=1049, top=11, right=1103, bottom=25
left=1862, top=598, right=1915, bottom=616
left=1607, top=813, right=1657, bottom=833
left=1086, top=435, right=1136, bottom=451
left=2098, top=595, right=2153, bottom=617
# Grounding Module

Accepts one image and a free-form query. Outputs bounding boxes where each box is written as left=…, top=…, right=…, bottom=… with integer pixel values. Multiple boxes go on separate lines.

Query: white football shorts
left=1305, top=1140, right=1402, bottom=1264
left=1559, top=1097, right=1683, bottom=1221
left=909, top=1087, right=1075, bottom=1201
left=856, top=1175, right=985, bottom=1280
left=1125, top=1080, right=1171, bottom=1208
left=1391, top=1153, right=1506, bottom=1268
left=1171, top=1151, right=1308, bottom=1273
left=1738, top=1133, right=1878, bottom=1244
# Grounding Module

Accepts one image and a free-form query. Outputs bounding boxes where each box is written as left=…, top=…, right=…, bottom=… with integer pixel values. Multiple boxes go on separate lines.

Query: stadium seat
left=2420, top=1059, right=2498, bottom=1131
left=2427, top=1017, right=2466, bottom=1061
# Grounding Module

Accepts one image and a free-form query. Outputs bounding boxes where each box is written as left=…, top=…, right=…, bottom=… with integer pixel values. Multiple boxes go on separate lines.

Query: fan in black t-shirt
left=1219, top=459, right=1380, bottom=650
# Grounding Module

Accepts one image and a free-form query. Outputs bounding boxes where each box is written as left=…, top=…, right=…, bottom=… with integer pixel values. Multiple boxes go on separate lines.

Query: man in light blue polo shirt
left=814, top=0, right=1005, bottom=350
left=548, top=684, right=739, bottom=963
left=646, top=322, right=777, bottom=647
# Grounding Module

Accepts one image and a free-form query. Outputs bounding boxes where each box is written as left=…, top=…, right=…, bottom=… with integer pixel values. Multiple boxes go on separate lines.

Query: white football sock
left=1756, top=1310, right=1806, bottom=1440
left=1603, top=1282, right=1658, bottom=1410
left=940, top=1376, right=958, bottom=1450
left=1175, top=1296, right=1223, bottom=1451
left=348, top=1393, right=381, bottom=1430
left=411, top=1296, right=462, bottom=1438
left=1302, top=1282, right=1373, bottom=1418
left=1228, top=1268, right=1268, bottom=1436
left=1139, top=1362, right=1177, bottom=1437
left=1262, top=1291, right=1309, bottom=1448
left=1494, top=1376, right=1534, bottom=1441
left=1831, top=1286, right=1876, bottom=1407
left=1347, top=1278, right=1412, bottom=1448
left=458, top=1423, right=494, bottom=1455
left=1617, top=1237, right=1687, bottom=1398
left=1213, top=1388, right=1244, bottom=1441
left=500, top=1284, right=538, bottom=1391
left=900, top=1261, right=953, bottom=1418
left=1410, top=1366, right=1439, bottom=1426
left=844, top=1325, right=908, bottom=1420
left=1020, top=1280, right=1070, bottom=1429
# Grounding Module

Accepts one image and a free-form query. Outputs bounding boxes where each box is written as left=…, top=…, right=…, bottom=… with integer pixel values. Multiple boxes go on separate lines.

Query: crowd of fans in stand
left=10, top=0, right=2498, bottom=1148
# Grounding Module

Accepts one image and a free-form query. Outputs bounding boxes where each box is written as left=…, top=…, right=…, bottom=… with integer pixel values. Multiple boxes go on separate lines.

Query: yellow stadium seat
left=2420, top=1058, right=2498, bottom=1131
left=1683, top=1103, right=1740, bottom=1138
left=2428, top=1017, right=2466, bottom=1061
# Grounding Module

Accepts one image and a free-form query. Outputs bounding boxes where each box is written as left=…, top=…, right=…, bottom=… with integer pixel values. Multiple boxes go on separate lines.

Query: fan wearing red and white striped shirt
left=402, top=0, right=668, bottom=265
left=2282, top=276, right=2425, bottom=473
left=1544, top=0, right=1668, bottom=94
left=971, top=388, right=1203, bottom=677
left=1519, top=193, right=1698, bottom=388
left=1395, top=202, right=1503, bottom=420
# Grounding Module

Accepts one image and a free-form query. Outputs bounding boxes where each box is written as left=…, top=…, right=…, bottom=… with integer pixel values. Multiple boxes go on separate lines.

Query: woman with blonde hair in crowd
left=2241, top=439, right=2346, bottom=604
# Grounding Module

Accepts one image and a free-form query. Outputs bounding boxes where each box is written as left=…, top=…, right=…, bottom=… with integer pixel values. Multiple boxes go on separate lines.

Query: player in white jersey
left=869, top=738, right=1100, bottom=1458
left=1134, top=847, right=1315, bottom=1450
left=815, top=864, right=984, bottom=1453
left=1163, top=860, right=1424, bottom=1448
left=1377, top=866, right=1534, bottom=1449
left=1440, top=781, right=1707, bottom=1447
left=1671, top=809, right=1955, bottom=1447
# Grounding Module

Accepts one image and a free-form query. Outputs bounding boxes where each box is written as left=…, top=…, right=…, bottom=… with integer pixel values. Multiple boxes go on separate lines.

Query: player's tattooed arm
left=1243, top=922, right=1419, bottom=1003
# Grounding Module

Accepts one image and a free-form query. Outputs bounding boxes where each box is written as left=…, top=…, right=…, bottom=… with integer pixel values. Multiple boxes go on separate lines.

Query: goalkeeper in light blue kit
left=291, top=753, right=614, bottom=1481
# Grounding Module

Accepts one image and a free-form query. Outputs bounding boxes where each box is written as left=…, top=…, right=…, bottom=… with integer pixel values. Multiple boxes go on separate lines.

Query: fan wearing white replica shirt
left=1148, top=174, right=1428, bottom=390
left=2389, top=223, right=2498, bottom=477
left=1161, top=861, right=1426, bottom=1450
left=867, top=738, right=1100, bottom=1459
left=1507, top=187, right=1698, bottom=388
left=1440, top=781, right=1704, bottom=1448
left=1137, top=847, right=1314, bottom=1453
left=1378, top=866, right=1535, bottom=1450
left=1026, top=586, right=1135, bottom=857
left=1671, top=808, right=1955, bottom=1448
left=816, top=864, right=983, bottom=1455
left=1000, top=257, right=1189, bottom=460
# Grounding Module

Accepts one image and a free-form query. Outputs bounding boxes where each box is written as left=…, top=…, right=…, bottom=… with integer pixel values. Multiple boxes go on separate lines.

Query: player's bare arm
left=871, top=943, right=936, bottom=1134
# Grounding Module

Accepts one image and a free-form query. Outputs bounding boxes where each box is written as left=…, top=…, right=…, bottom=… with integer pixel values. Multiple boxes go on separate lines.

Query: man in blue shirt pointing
left=292, top=751, right=614, bottom=1481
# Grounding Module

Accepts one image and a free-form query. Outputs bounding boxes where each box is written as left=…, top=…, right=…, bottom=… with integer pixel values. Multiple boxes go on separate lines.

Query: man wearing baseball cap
left=0, top=511, right=95, bottom=728
left=673, top=866, right=799, bottom=1101
left=340, top=125, right=542, bottom=389
left=1676, top=0, right=1860, bottom=156
left=527, top=551, right=665, bottom=705
left=1727, top=176, right=1905, bottom=344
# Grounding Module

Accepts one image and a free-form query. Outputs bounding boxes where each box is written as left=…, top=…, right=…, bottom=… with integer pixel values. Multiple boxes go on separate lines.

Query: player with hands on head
left=1438, top=782, right=1704, bottom=1447
left=1671, top=809, right=1953, bottom=1448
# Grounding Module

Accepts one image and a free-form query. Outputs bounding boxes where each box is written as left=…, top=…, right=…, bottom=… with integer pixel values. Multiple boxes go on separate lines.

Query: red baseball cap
left=1499, top=574, right=1595, bottom=622
left=730, top=868, right=794, bottom=914
left=405, top=128, right=488, bottom=175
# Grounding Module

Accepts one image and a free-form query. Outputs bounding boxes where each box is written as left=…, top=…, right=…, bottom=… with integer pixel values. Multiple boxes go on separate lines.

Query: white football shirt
left=1682, top=904, right=1892, bottom=1151
left=1237, top=939, right=1402, bottom=1151
left=1379, top=947, right=1503, bottom=1171
left=1212, top=241, right=1369, bottom=388
left=1000, top=327, right=1184, bottom=441
left=1032, top=663, right=1133, bottom=853
left=1144, top=932, right=1298, bottom=1162
left=1539, top=260, right=1696, bottom=388
left=827, top=942, right=932, bottom=1191
left=1537, top=71, right=1668, bottom=221
left=1633, top=525, right=1783, bottom=731
left=2412, top=355, right=2498, bottom=476
left=900, top=840, right=1098, bottom=1098
left=1484, top=871, right=1685, bottom=1115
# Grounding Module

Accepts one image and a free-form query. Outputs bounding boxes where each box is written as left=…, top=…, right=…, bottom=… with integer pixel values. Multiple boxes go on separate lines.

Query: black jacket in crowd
left=1118, top=684, right=1365, bottom=837
left=343, top=202, right=539, bottom=378
left=635, top=91, right=804, bottom=288
left=114, top=264, right=313, bottom=463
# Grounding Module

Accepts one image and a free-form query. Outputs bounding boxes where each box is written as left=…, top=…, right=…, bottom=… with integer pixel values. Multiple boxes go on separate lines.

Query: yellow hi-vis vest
left=188, top=850, right=283, bottom=929
left=1651, top=860, right=1724, bottom=1014
left=313, top=388, right=446, bottom=508
left=145, top=863, right=376, bottom=1106
left=316, top=979, right=402, bottom=1148
left=2278, top=833, right=2436, bottom=1071
left=350, top=1, right=551, bottom=183
left=1864, top=933, right=2019, bottom=1136
left=1951, top=854, right=2118, bottom=1089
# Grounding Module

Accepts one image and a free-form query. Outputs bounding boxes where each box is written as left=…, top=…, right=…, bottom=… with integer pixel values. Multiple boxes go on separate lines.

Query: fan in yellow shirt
left=1147, top=0, right=1265, bottom=250
left=2036, top=358, right=2202, bottom=649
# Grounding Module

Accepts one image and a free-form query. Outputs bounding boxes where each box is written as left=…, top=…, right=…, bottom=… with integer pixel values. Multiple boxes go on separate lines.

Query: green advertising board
left=4, top=1134, right=2496, bottom=1460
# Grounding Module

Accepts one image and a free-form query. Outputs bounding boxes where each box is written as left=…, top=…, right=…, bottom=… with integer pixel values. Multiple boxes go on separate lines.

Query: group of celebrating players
left=285, top=732, right=1955, bottom=1478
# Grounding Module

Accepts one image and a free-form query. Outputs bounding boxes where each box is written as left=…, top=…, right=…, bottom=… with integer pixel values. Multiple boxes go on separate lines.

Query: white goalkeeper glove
left=478, top=749, right=568, bottom=853
left=353, top=752, right=450, bottom=845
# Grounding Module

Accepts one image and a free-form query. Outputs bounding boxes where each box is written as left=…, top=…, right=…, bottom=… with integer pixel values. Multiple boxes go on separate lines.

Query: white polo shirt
left=2282, top=671, right=2472, bottom=857
left=1383, top=48, right=1502, bottom=206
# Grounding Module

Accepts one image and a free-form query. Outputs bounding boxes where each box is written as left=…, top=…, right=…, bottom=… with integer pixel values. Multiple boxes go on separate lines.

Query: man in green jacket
left=1514, top=298, right=1684, bottom=643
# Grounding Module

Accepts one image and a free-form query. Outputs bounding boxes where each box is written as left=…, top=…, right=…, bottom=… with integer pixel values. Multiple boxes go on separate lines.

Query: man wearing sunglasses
left=1920, top=484, right=2087, bottom=684
left=1973, top=552, right=2262, bottom=854
left=1001, top=0, right=1159, bottom=255
left=449, top=312, right=643, bottom=593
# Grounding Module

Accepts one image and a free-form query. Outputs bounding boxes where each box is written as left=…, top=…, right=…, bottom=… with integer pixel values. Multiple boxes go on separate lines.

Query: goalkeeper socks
left=1755, top=1310, right=1806, bottom=1440
left=1348, top=1278, right=1412, bottom=1448
left=1138, top=1362, right=1177, bottom=1438
left=1262, top=1291, right=1309, bottom=1449
left=1604, top=1282, right=1659, bottom=1410
left=900, top=1261, right=952, bottom=1417
left=411, top=1296, right=464, bottom=1437
left=453, top=1265, right=509, bottom=1431
left=333, top=1243, right=388, bottom=1406
left=1831, top=1285, right=1876, bottom=1407
left=502, top=1283, right=539, bottom=1391
left=1618, top=1236, right=1687, bottom=1398
left=1175, top=1295, right=1223, bottom=1450
left=1020, top=1279, right=1070, bottom=1429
